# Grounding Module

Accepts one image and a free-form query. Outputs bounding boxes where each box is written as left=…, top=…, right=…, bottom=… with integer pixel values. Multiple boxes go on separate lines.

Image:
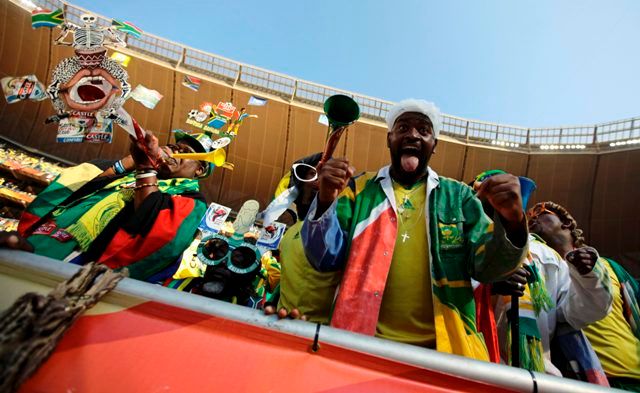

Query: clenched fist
left=476, top=173, right=527, bottom=247
left=317, top=158, right=355, bottom=213
left=476, top=174, right=524, bottom=224
left=492, top=267, right=530, bottom=297
left=565, top=246, right=599, bottom=275
left=130, top=130, right=162, bottom=170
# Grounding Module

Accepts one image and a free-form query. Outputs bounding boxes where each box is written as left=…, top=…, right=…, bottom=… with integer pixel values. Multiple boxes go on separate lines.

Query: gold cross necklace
left=392, top=179, right=425, bottom=243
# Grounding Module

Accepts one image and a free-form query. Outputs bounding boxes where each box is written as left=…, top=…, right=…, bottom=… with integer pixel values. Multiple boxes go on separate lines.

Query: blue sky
left=73, top=0, right=640, bottom=127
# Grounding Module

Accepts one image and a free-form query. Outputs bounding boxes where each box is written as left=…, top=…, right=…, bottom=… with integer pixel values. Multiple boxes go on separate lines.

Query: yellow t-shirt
left=376, top=179, right=436, bottom=348
left=278, top=221, right=342, bottom=323
left=583, top=260, right=640, bottom=379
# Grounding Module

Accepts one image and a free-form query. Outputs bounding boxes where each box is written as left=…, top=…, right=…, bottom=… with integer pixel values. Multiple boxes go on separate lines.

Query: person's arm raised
left=302, top=158, right=355, bottom=272
left=97, top=155, right=135, bottom=178
left=130, top=131, right=162, bottom=210
left=469, top=174, right=528, bottom=282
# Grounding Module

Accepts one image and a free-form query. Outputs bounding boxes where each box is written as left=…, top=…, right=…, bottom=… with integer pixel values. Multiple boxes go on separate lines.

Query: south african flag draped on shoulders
left=19, top=162, right=207, bottom=281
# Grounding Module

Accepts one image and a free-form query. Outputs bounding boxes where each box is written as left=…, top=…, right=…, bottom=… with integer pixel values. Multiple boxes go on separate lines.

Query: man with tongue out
left=301, top=99, right=529, bottom=361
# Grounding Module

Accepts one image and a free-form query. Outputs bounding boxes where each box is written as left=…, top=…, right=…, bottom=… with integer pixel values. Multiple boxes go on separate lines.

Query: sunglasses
left=197, top=234, right=261, bottom=274
left=167, top=143, right=196, bottom=155
left=527, top=203, right=558, bottom=220
left=292, top=163, right=318, bottom=183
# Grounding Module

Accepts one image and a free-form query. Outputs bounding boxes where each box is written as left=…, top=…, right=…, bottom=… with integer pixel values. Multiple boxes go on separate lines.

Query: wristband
left=112, top=160, right=126, bottom=175
left=135, top=171, right=158, bottom=179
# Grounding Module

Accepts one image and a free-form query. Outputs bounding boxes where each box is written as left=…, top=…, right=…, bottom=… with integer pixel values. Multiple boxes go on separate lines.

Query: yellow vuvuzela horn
left=171, top=148, right=226, bottom=167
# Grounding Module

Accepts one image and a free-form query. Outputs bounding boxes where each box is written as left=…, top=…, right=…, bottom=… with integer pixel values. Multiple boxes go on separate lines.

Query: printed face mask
left=46, top=13, right=131, bottom=143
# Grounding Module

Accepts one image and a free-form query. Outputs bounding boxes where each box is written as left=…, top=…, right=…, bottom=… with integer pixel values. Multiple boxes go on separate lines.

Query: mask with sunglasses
left=527, top=202, right=557, bottom=220
left=165, top=143, right=209, bottom=175
left=194, top=233, right=262, bottom=304
left=171, top=130, right=217, bottom=178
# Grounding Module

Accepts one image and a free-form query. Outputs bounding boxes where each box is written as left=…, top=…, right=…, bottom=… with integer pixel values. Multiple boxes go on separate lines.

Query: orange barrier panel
left=21, top=301, right=515, bottom=393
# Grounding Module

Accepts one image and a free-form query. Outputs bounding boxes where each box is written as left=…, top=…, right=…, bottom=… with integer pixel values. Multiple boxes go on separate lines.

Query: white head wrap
left=386, top=99, right=442, bottom=138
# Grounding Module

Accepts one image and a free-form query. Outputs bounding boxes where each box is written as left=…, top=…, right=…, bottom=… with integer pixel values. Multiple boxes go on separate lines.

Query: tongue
left=401, top=154, right=419, bottom=172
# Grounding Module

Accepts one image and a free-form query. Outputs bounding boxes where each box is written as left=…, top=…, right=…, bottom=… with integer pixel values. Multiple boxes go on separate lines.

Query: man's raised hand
left=476, top=173, right=527, bottom=246
left=316, top=158, right=355, bottom=215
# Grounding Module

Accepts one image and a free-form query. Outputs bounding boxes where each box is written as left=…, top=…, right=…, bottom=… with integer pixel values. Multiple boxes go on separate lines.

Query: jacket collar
left=375, top=165, right=440, bottom=214
left=375, top=165, right=440, bottom=188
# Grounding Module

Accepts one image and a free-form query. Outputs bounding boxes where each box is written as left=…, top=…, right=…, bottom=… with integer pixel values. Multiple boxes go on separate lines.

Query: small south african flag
left=31, top=8, right=64, bottom=29
left=111, top=19, right=142, bottom=38
left=182, top=75, right=201, bottom=91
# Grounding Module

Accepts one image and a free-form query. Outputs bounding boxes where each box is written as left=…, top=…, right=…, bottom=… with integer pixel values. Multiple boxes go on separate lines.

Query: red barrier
left=22, top=301, right=515, bottom=392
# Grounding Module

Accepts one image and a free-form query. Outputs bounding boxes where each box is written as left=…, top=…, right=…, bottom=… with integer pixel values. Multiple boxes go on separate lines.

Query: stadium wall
left=0, top=1, right=637, bottom=274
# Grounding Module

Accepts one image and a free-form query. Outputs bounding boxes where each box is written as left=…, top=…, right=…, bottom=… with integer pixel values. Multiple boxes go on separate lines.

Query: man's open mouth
left=401, top=145, right=422, bottom=154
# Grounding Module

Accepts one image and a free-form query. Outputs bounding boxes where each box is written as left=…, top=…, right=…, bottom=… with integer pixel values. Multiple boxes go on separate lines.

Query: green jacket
left=302, top=166, right=527, bottom=360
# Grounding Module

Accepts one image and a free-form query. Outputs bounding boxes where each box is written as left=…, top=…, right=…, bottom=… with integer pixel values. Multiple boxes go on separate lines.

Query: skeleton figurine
left=54, top=13, right=125, bottom=50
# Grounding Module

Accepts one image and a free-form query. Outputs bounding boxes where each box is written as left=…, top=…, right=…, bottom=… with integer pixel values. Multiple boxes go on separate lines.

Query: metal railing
left=0, top=249, right=618, bottom=393
left=25, top=0, right=640, bottom=152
